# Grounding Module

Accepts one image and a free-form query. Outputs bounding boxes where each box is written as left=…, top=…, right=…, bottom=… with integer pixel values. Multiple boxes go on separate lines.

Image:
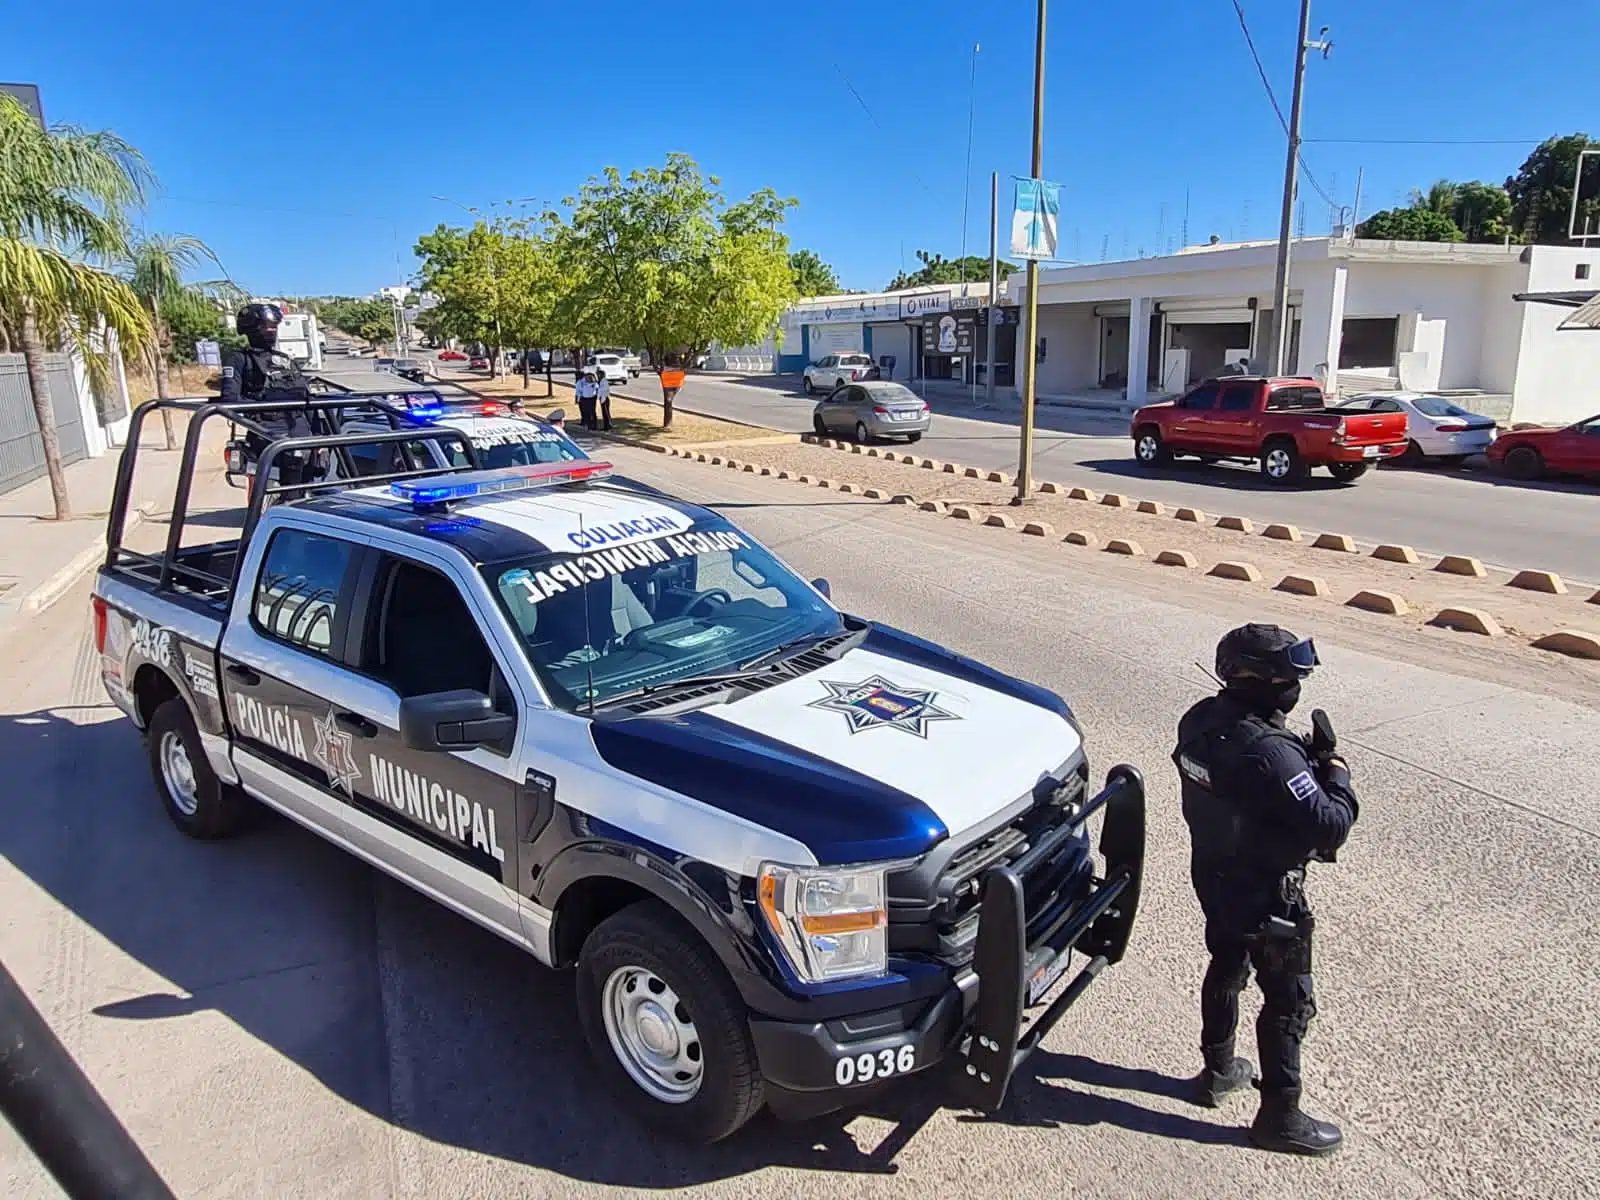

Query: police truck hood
left=589, top=625, right=1082, bottom=865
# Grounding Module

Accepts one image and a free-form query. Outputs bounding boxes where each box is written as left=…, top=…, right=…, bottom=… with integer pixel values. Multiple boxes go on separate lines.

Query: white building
left=1007, top=238, right=1600, bottom=425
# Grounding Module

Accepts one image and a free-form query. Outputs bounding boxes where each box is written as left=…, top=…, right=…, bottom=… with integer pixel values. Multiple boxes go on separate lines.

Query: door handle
left=225, top=664, right=261, bottom=686
left=334, top=711, right=378, bottom=739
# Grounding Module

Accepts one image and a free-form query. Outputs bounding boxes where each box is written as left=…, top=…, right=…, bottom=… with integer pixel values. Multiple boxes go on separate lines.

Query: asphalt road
left=2, top=448, right=1594, bottom=1198
left=615, top=372, right=1600, bottom=583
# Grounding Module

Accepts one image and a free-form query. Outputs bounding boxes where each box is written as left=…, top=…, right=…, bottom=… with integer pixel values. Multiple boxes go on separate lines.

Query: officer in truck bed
left=1173, top=623, right=1358, bottom=1156
left=221, top=303, right=315, bottom=485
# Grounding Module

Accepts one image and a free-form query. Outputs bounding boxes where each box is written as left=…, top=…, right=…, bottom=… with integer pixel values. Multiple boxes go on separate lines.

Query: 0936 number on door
left=835, top=1044, right=916, bottom=1086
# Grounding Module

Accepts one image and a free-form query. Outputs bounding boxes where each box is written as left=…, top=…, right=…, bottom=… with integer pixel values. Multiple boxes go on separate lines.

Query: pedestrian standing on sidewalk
left=575, top=369, right=599, bottom=431
left=595, top=370, right=614, bottom=432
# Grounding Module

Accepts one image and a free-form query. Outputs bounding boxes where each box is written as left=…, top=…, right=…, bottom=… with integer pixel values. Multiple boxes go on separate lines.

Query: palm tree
left=0, top=93, right=153, bottom=520
left=1410, top=179, right=1459, bottom=217
left=122, top=232, right=228, bottom=449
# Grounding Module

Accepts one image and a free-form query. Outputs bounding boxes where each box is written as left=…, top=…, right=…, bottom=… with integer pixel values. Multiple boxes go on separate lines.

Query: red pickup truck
left=1130, top=376, right=1409, bottom=484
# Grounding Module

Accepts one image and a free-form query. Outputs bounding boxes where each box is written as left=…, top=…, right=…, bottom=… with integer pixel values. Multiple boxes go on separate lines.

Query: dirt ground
left=670, top=438, right=1600, bottom=673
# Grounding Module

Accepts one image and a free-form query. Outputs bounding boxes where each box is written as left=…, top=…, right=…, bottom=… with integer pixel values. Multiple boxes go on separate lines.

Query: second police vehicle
left=94, top=391, right=1146, bottom=1143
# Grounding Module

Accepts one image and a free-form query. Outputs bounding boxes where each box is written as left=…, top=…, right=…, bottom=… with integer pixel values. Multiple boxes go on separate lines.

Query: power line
left=1226, top=0, right=1339, bottom=212
left=1303, top=137, right=1545, bottom=146
left=831, top=62, right=937, bottom=198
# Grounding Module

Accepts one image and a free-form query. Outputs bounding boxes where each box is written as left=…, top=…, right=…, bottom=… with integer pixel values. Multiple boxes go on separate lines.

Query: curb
left=18, top=503, right=151, bottom=617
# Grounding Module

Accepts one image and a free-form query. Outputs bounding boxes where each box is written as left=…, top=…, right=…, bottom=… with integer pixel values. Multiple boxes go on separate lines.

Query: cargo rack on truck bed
left=104, top=393, right=489, bottom=603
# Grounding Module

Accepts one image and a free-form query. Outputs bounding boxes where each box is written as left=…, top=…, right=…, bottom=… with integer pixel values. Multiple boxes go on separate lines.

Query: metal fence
left=0, top=354, right=90, bottom=496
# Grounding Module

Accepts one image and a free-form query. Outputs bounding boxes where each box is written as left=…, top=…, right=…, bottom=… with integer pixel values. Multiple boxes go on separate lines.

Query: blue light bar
left=388, top=460, right=614, bottom=507
left=408, top=403, right=444, bottom=421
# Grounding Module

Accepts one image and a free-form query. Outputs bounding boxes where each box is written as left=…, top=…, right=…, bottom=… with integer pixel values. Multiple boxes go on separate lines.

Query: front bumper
left=750, top=765, right=1145, bottom=1119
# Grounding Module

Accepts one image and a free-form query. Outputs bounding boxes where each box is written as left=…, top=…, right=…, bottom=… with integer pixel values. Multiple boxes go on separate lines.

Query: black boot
left=1190, top=1044, right=1255, bottom=1108
left=1250, top=1090, right=1343, bottom=1156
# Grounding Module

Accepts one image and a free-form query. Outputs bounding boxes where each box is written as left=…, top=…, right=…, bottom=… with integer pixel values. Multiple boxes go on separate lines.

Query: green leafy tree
left=121, top=232, right=230, bottom=447
left=1449, top=181, right=1514, bottom=243
left=886, top=250, right=1017, bottom=291
left=0, top=93, right=154, bottom=519
left=1409, top=179, right=1458, bottom=216
left=161, top=299, right=241, bottom=364
left=1355, top=207, right=1465, bottom=243
left=789, top=249, right=839, bottom=297
left=560, top=153, right=797, bottom=427
left=1504, top=133, right=1599, bottom=244
left=322, top=297, right=395, bottom=349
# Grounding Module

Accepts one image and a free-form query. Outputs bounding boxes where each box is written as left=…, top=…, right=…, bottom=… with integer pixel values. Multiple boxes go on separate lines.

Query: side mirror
left=811, top=577, right=831, bottom=599
left=398, top=690, right=515, bottom=752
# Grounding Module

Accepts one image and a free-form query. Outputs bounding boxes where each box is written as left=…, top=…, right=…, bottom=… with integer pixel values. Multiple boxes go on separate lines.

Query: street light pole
left=1266, top=0, right=1329, bottom=375
left=985, top=171, right=999, bottom=407
left=1014, top=0, right=1046, bottom=504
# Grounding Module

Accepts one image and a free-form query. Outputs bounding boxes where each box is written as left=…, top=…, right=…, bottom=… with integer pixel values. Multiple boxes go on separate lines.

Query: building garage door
left=0, top=354, right=91, bottom=497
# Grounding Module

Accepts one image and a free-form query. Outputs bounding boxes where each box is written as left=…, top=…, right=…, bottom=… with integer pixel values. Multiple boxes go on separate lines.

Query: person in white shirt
left=594, top=371, right=613, bottom=431
left=574, top=370, right=599, bottom=430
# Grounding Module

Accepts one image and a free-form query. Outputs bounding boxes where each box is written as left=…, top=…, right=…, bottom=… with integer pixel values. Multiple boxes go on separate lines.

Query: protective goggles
left=1285, top=637, right=1319, bottom=674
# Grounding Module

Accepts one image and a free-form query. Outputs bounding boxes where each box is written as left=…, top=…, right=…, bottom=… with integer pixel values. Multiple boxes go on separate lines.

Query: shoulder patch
left=221, top=366, right=234, bottom=378
left=1285, top=770, right=1319, bottom=802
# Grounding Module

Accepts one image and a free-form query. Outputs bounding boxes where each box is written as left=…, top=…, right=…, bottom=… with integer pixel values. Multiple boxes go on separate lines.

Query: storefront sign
left=792, top=296, right=901, bottom=324
left=899, top=291, right=951, bottom=320
left=921, top=313, right=977, bottom=356
left=951, top=294, right=985, bottom=311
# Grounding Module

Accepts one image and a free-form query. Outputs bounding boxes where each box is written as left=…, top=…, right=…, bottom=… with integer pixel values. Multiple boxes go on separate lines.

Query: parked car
left=1486, top=413, right=1600, bottom=480
left=437, top=349, right=467, bottom=362
left=1334, top=393, right=1497, bottom=465
left=374, top=357, right=397, bottom=373
left=618, top=350, right=642, bottom=377
left=468, top=355, right=491, bottom=371
left=585, top=353, right=629, bottom=384
left=803, top=353, right=878, bottom=395
left=813, top=380, right=930, bottom=443
left=1130, top=376, right=1410, bottom=484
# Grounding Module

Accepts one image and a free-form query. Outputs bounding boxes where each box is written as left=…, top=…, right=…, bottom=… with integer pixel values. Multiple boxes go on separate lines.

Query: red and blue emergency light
left=389, top=460, right=613, bottom=507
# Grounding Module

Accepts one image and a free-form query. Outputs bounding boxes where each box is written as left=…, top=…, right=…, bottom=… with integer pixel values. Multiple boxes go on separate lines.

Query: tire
left=802, top=377, right=815, bottom=396
left=906, top=432, right=923, bottom=444
left=812, top=414, right=828, bottom=438
left=1326, top=462, right=1369, bottom=483
left=146, top=698, right=247, bottom=839
left=1397, top=439, right=1425, bottom=466
left=576, top=901, right=764, bottom=1144
left=1133, top=426, right=1170, bottom=468
left=1438, top=455, right=1468, bottom=468
left=854, top=421, right=872, bottom=444
left=1503, top=445, right=1544, bottom=480
left=1259, top=438, right=1306, bottom=484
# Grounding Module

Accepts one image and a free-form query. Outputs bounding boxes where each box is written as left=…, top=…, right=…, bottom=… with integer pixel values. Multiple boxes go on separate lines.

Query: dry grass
left=461, top=373, right=774, bottom=447
left=127, top=362, right=219, bottom=403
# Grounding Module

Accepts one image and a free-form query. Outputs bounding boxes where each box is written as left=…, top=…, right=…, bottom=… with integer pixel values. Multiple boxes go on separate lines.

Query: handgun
left=1307, top=708, right=1337, bottom=766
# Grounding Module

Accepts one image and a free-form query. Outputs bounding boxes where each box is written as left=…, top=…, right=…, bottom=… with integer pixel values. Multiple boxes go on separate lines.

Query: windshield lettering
left=511, top=529, right=751, bottom=603
left=567, top=513, right=687, bottom=551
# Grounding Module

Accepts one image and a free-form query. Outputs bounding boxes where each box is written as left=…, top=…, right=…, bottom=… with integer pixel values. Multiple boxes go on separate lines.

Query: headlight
left=757, top=863, right=888, bottom=983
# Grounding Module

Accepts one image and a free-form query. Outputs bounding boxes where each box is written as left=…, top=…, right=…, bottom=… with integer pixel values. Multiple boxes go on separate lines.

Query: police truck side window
left=253, top=531, right=355, bottom=656
left=366, top=557, right=503, bottom=705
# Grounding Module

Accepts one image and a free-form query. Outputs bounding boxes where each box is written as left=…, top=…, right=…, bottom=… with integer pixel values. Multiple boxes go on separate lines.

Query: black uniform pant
left=1199, top=894, right=1316, bottom=1096
left=577, top=395, right=597, bottom=429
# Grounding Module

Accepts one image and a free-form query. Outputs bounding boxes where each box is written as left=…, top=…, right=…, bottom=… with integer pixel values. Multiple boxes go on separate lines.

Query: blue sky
left=9, top=0, right=1588, bottom=296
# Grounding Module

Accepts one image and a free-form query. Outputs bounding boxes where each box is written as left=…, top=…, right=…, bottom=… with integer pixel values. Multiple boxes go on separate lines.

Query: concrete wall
left=1340, top=262, right=1490, bottom=390
left=1476, top=263, right=1529, bottom=395
left=1511, top=246, right=1600, bottom=425
left=1027, top=304, right=1099, bottom=393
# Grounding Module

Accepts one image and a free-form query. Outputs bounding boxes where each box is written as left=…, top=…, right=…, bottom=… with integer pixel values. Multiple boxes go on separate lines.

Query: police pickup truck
left=94, top=393, right=1146, bottom=1143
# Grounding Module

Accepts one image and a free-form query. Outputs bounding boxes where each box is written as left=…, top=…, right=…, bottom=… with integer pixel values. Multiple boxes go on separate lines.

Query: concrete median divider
left=964, top=466, right=983, bottom=478
left=1039, top=481, right=1065, bottom=494
left=837, top=482, right=860, bottom=494
left=1136, top=500, right=1165, bottom=515
left=920, top=499, right=948, bottom=513
left=1347, top=589, right=1410, bottom=615
left=1590, top=589, right=1600, bottom=605
left=1531, top=630, right=1600, bottom=660
left=1509, top=570, right=1566, bottom=594
left=1175, top=507, right=1206, bottom=523
left=1068, top=486, right=1097, bottom=502
left=796, top=474, right=813, bottom=484
left=943, top=462, right=960, bottom=473
left=949, top=505, right=979, bottom=521
left=1275, top=575, right=1329, bottom=597
left=1022, top=521, right=1055, bottom=537
left=891, top=494, right=916, bottom=504
left=1428, top=607, right=1503, bottom=637
left=1434, top=555, right=1486, bottom=577
left=1105, top=538, right=1143, bottom=556
left=816, top=477, right=834, bottom=488
left=1263, top=523, right=1301, bottom=542
left=1372, top=544, right=1419, bottom=564
left=1313, top=532, right=1357, bottom=552
left=849, top=444, right=863, bottom=454
left=1064, top=531, right=1098, bottom=547
left=1208, top=561, right=1262, bottom=582
left=985, top=513, right=1017, bottom=529
left=1155, top=549, right=1198, bottom=569
left=1100, top=493, right=1130, bottom=508
left=1216, top=516, right=1253, bottom=532
left=986, top=470, right=1011, bottom=484
left=863, top=488, right=888, bottom=499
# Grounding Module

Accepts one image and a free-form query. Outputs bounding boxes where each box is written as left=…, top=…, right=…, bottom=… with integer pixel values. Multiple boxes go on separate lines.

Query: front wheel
left=1133, top=427, right=1170, bottom=468
left=813, top=414, right=828, bottom=438
left=146, top=698, right=247, bottom=839
left=1503, top=445, right=1544, bottom=480
left=577, top=902, right=764, bottom=1144
left=1260, top=439, right=1306, bottom=484
left=802, top=377, right=815, bottom=396
left=1327, top=462, right=1369, bottom=483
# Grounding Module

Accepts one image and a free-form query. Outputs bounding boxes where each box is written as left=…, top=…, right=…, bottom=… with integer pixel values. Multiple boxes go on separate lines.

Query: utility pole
left=985, top=171, right=999, bottom=407
left=1266, top=0, right=1331, bottom=374
left=1014, top=0, right=1047, bottom=504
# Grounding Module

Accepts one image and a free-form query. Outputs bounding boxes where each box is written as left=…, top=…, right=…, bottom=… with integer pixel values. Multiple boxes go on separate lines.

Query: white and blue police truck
left=94, top=392, right=1146, bottom=1143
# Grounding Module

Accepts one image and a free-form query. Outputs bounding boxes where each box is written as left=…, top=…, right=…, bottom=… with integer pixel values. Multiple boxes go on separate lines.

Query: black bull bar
left=952, top=764, right=1146, bottom=1111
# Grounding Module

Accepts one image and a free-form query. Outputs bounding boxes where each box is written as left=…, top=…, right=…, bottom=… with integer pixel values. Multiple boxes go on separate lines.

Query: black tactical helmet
left=1215, top=623, right=1319, bottom=684
left=236, top=302, right=284, bottom=337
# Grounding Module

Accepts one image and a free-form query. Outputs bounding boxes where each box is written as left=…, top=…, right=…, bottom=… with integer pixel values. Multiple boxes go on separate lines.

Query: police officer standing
left=221, top=303, right=315, bottom=486
left=1173, top=624, right=1358, bottom=1156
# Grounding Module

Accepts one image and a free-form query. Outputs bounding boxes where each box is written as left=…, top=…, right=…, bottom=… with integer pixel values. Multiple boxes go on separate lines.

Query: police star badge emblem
left=312, top=708, right=362, bottom=796
left=808, top=676, right=959, bottom=738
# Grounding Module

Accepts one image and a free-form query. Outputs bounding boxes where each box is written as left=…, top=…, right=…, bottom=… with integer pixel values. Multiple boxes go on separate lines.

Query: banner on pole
left=1010, top=177, right=1061, bottom=261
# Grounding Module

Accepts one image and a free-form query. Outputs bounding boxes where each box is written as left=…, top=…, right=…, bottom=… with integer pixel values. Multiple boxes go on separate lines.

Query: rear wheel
left=1397, top=439, right=1425, bottom=466
left=1503, top=445, right=1544, bottom=480
left=146, top=698, right=247, bottom=839
left=1327, top=462, right=1369, bottom=483
left=577, top=902, right=764, bottom=1144
left=855, top=421, right=872, bottom=444
left=1133, top=427, right=1170, bottom=468
left=1260, top=439, right=1306, bottom=484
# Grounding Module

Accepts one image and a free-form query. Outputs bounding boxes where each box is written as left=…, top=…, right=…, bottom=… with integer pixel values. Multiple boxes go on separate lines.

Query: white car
left=585, top=353, right=629, bottom=384
left=1336, top=392, right=1497, bottom=465
left=803, top=353, right=877, bottom=395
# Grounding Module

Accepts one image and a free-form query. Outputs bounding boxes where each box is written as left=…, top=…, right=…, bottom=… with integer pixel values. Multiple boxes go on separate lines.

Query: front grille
left=888, top=757, right=1091, bottom=967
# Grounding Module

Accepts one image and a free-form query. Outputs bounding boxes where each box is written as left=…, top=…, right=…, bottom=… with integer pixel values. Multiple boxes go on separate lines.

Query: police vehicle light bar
left=389, top=460, right=613, bottom=506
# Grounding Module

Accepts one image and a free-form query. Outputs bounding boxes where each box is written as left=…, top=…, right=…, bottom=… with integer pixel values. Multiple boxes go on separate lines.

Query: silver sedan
left=812, top=381, right=931, bottom=443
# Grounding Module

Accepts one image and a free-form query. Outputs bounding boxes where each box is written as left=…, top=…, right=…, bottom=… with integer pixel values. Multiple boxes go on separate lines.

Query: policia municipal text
left=1174, top=624, right=1359, bottom=1156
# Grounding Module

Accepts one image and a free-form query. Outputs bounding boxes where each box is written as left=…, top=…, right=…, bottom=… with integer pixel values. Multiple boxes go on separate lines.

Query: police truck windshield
left=486, top=519, right=842, bottom=709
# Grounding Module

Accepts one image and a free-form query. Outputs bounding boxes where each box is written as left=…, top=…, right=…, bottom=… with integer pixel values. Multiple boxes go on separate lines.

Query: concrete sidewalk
left=0, top=421, right=204, bottom=631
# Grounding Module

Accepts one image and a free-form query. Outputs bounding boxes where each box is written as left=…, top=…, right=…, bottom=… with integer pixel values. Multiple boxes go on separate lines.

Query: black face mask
left=247, top=329, right=278, bottom=351
left=1226, top=677, right=1301, bottom=716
